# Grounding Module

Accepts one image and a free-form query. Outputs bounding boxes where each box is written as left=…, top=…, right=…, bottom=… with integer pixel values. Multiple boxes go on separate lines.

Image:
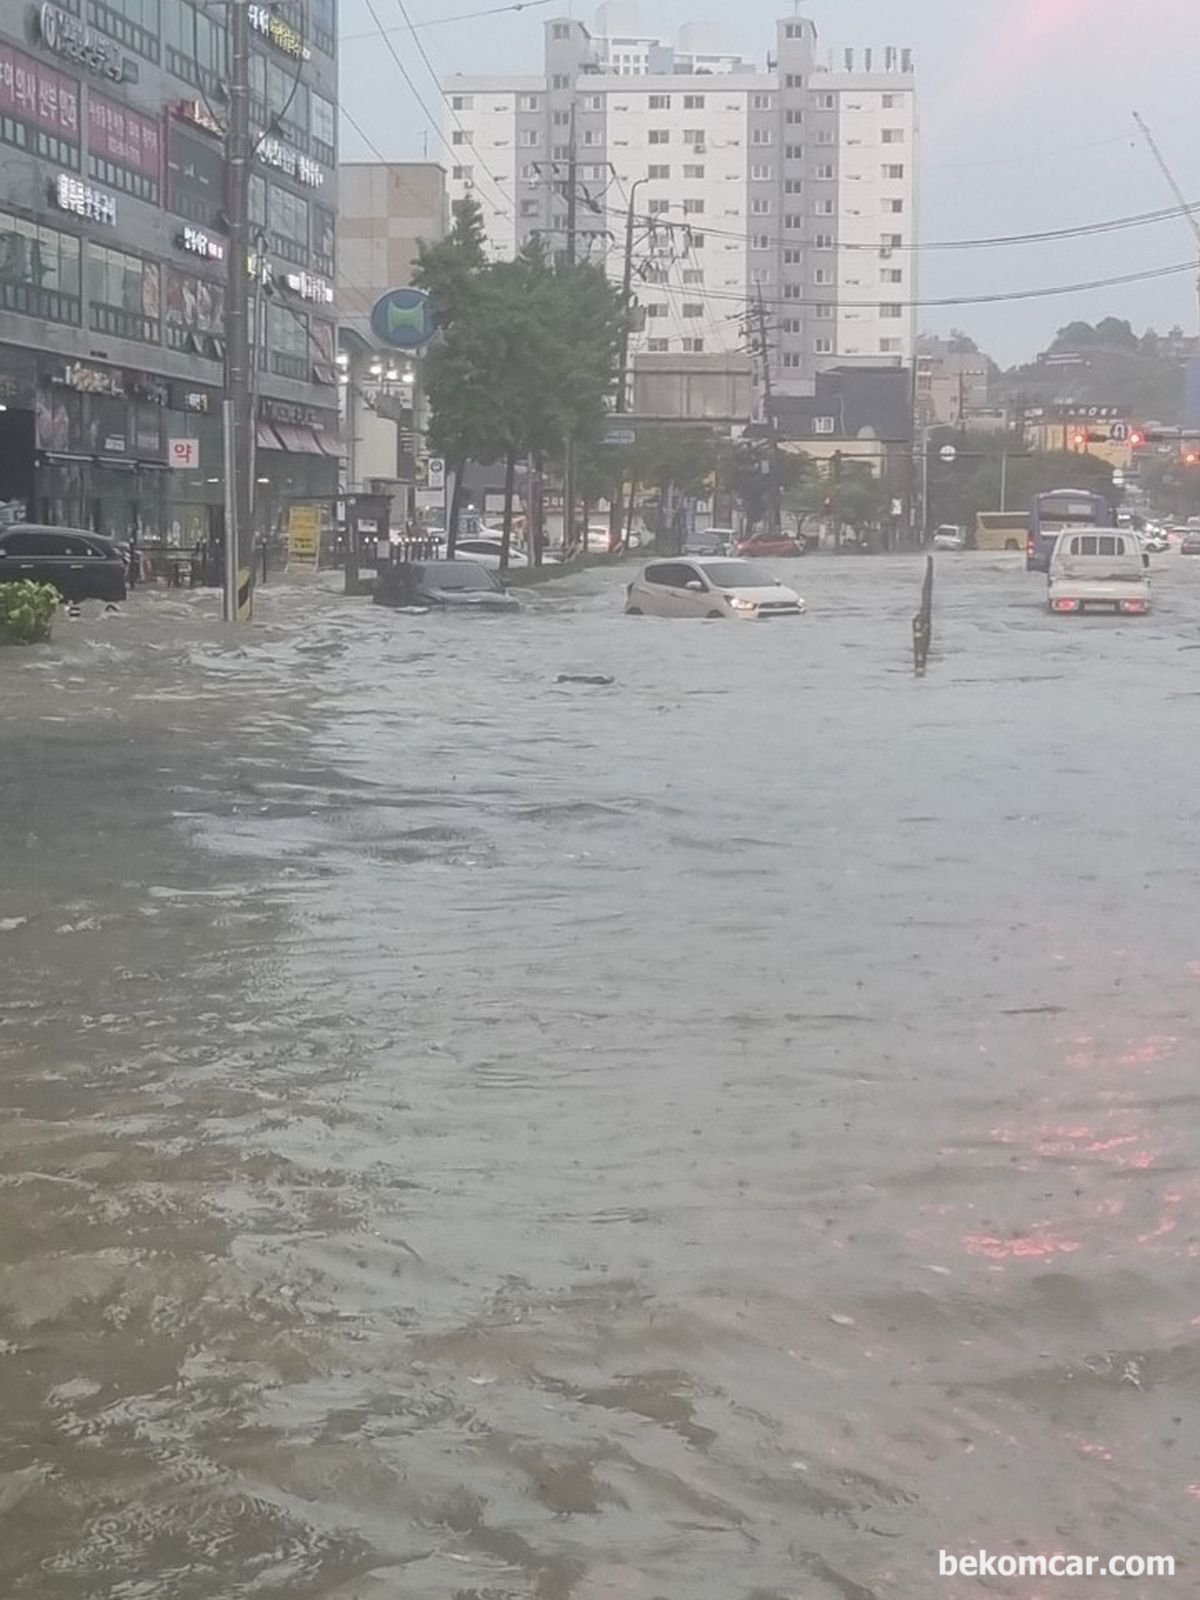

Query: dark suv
left=0, top=524, right=127, bottom=603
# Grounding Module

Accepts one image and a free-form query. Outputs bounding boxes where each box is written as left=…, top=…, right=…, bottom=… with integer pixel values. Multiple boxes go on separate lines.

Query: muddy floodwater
left=2, top=554, right=1199, bottom=1599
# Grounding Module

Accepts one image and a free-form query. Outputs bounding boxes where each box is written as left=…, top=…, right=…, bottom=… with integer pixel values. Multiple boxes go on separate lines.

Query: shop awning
left=273, top=424, right=325, bottom=455
left=317, top=433, right=347, bottom=457
left=256, top=423, right=284, bottom=450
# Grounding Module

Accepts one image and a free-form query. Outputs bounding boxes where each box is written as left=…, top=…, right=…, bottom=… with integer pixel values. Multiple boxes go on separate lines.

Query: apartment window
left=751, top=93, right=773, bottom=110
left=682, top=268, right=703, bottom=283
left=683, top=164, right=705, bottom=179
left=784, top=179, right=803, bottom=194
left=450, top=95, right=473, bottom=111
left=750, top=198, right=771, bottom=215
left=683, top=198, right=704, bottom=215
left=645, top=303, right=667, bottom=318
left=585, top=95, right=602, bottom=111
left=786, top=143, right=803, bottom=160
left=552, top=73, right=570, bottom=89
left=451, top=130, right=466, bottom=145
left=648, top=164, right=670, bottom=180
left=814, top=199, right=834, bottom=215
left=816, top=163, right=834, bottom=180
left=452, top=165, right=473, bottom=181
left=815, top=267, right=833, bottom=284
left=880, top=303, right=902, bottom=318
left=649, top=94, right=671, bottom=109
left=751, top=128, right=773, bottom=145
left=682, top=303, right=703, bottom=318
left=814, top=337, right=833, bottom=354
left=0, top=210, right=81, bottom=325
left=750, top=266, right=771, bottom=285
left=553, top=22, right=569, bottom=37
left=683, top=94, right=705, bottom=109
left=814, top=233, right=834, bottom=248
left=521, top=130, right=540, bottom=147
left=782, top=318, right=800, bottom=333
left=882, top=128, right=905, bottom=144
left=817, top=93, right=835, bottom=109
left=682, top=337, right=704, bottom=352
left=881, top=232, right=902, bottom=249
left=521, top=199, right=540, bottom=217
left=882, top=267, right=903, bottom=283
left=883, top=164, right=905, bottom=180
left=649, top=129, right=669, bottom=144
left=783, top=247, right=801, bottom=264
left=815, top=303, right=834, bottom=319
left=785, top=21, right=803, bottom=37
left=785, top=74, right=803, bottom=88
left=683, top=129, right=704, bottom=145
left=816, top=130, right=835, bottom=145
left=647, top=338, right=669, bottom=352
left=882, top=93, right=898, bottom=108
left=553, top=144, right=569, bottom=159
left=582, top=130, right=600, bottom=146
left=785, top=110, right=803, bottom=125
left=88, top=244, right=160, bottom=344
left=751, top=234, right=771, bottom=251
left=814, top=416, right=836, bottom=434
left=553, top=110, right=570, bottom=126
left=883, top=198, right=904, bottom=214
left=647, top=198, right=669, bottom=214
left=688, top=232, right=705, bottom=248
left=783, top=283, right=801, bottom=299
left=522, top=94, right=540, bottom=111
left=880, top=337, right=902, bottom=353
left=750, top=163, right=772, bottom=181
left=782, top=352, right=801, bottom=368
left=520, top=163, right=537, bottom=179
left=785, top=213, right=804, bottom=229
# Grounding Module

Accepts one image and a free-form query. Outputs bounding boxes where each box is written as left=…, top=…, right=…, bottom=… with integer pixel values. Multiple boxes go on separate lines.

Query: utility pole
left=561, top=103, right=578, bottom=555
left=223, top=0, right=253, bottom=621
left=750, top=284, right=781, bottom=535
left=607, top=177, right=646, bottom=548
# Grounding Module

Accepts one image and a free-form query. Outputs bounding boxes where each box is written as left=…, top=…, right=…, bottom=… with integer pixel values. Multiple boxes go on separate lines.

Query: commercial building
left=443, top=9, right=917, bottom=396
left=916, top=335, right=991, bottom=428
left=0, top=0, right=340, bottom=548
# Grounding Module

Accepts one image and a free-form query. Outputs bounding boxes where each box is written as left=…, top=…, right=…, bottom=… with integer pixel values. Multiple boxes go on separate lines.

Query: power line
left=340, top=0, right=556, bottom=43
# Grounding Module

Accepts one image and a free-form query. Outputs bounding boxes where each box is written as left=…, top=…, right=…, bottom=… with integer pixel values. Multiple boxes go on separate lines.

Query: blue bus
left=1026, top=488, right=1113, bottom=572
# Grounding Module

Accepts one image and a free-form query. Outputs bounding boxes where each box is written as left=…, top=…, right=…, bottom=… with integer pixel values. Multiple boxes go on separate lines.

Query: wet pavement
left=2, top=552, right=1199, bottom=1599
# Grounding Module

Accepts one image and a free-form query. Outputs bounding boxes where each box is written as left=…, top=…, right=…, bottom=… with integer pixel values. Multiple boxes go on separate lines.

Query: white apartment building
left=443, top=11, right=917, bottom=392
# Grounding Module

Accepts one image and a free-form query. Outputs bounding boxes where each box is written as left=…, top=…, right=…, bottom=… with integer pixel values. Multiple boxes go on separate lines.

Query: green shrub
left=0, top=581, right=59, bottom=645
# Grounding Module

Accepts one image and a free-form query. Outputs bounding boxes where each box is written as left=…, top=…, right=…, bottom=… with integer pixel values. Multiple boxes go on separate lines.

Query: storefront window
left=163, top=0, right=226, bottom=92
left=311, top=92, right=335, bottom=165
left=164, top=267, right=224, bottom=359
left=267, top=183, right=308, bottom=265
left=88, top=243, right=160, bottom=343
left=266, top=300, right=308, bottom=380
left=266, top=59, right=307, bottom=147
left=88, top=0, right=160, bottom=62
left=0, top=211, right=81, bottom=324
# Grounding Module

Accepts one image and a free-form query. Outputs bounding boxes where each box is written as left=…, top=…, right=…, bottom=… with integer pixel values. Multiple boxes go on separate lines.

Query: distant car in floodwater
left=0, top=523, right=127, bottom=603
left=374, top=559, right=520, bottom=612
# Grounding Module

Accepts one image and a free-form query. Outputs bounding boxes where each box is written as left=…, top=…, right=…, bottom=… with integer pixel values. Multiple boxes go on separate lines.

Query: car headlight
left=728, top=596, right=757, bottom=611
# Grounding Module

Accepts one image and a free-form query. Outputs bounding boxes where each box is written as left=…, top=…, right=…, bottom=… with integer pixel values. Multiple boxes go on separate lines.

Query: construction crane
left=1132, top=110, right=1200, bottom=337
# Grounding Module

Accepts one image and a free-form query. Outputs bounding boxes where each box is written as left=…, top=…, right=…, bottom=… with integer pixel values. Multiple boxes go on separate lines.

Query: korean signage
left=87, top=92, right=160, bottom=181
left=280, top=269, right=333, bottom=305
left=178, top=225, right=225, bottom=262
left=52, top=172, right=117, bottom=225
left=287, top=503, right=322, bottom=565
left=168, top=437, right=200, bottom=469
left=0, top=39, right=79, bottom=141
left=249, top=3, right=311, bottom=60
left=257, top=136, right=323, bottom=187
left=36, top=3, right=126, bottom=82
left=261, top=397, right=325, bottom=429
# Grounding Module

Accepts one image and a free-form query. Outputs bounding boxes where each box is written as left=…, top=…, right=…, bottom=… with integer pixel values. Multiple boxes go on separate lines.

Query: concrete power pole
left=561, top=104, right=578, bottom=555
left=223, top=0, right=254, bottom=621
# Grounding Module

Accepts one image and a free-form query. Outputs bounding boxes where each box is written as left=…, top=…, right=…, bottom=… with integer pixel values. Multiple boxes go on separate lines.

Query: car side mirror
left=686, top=579, right=705, bottom=592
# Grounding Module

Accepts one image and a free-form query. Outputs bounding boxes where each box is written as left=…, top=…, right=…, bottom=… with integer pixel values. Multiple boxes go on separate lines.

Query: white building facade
left=443, top=12, right=917, bottom=393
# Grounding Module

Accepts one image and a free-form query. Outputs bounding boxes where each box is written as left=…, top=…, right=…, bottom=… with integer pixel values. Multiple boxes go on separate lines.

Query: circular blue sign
left=370, top=287, right=437, bottom=351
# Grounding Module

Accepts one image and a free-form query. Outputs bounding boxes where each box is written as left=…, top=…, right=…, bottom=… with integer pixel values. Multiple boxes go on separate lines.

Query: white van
left=1047, top=528, right=1150, bottom=616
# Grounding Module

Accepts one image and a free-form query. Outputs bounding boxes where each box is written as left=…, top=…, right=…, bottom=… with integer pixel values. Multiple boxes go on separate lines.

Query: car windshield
left=416, top=561, right=498, bottom=591
left=698, top=560, right=772, bottom=588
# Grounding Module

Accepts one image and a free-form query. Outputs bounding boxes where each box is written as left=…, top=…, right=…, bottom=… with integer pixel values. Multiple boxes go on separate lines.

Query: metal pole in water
left=222, top=398, right=238, bottom=623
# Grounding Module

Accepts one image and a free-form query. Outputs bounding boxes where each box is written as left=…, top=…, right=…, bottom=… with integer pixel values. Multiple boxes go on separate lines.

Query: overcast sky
left=339, top=0, right=1199, bottom=365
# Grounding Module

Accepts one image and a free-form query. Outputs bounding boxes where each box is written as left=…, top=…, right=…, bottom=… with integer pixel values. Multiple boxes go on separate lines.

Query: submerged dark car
left=374, top=558, right=520, bottom=612
left=0, top=524, right=127, bottom=603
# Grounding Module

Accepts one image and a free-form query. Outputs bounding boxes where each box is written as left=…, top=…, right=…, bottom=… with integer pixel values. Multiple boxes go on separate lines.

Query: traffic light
left=1072, top=431, right=1088, bottom=450
left=1128, top=429, right=1146, bottom=448
left=1185, top=451, right=1199, bottom=467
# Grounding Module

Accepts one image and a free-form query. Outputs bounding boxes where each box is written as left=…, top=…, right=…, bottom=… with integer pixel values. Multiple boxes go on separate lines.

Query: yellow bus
left=972, top=511, right=1029, bottom=552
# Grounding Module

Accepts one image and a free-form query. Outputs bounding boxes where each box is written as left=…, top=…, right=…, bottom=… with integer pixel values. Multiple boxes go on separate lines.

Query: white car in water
left=453, top=538, right=560, bottom=570
left=624, top=557, right=805, bottom=619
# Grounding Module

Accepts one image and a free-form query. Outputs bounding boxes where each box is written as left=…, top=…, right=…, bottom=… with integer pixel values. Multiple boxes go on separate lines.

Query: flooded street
left=3, top=554, right=1199, bottom=1599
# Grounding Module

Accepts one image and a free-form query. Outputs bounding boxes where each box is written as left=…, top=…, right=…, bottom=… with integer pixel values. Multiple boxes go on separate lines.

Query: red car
left=736, top=533, right=809, bottom=558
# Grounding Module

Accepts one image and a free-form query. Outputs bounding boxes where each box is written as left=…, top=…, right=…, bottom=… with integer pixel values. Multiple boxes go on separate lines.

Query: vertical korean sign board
left=287, top=503, right=321, bottom=569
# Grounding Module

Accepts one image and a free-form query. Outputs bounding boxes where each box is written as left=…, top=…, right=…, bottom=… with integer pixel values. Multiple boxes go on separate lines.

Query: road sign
left=938, top=444, right=957, bottom=464
left=1111, top=422, right=1129, bottom=442
left=167, top=437, right=199, bottom=469
left=427, top=457, right=445, bottom=492
left=1112, top=469, right=1126, bottom=487
left=603, top=427, right=636, bottom=447
left=369, top=287, right=436, bottom=350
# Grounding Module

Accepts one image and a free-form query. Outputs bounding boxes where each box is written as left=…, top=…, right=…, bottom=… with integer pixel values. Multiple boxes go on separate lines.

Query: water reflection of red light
left=962, top=1230, right=1082, bottom=1260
